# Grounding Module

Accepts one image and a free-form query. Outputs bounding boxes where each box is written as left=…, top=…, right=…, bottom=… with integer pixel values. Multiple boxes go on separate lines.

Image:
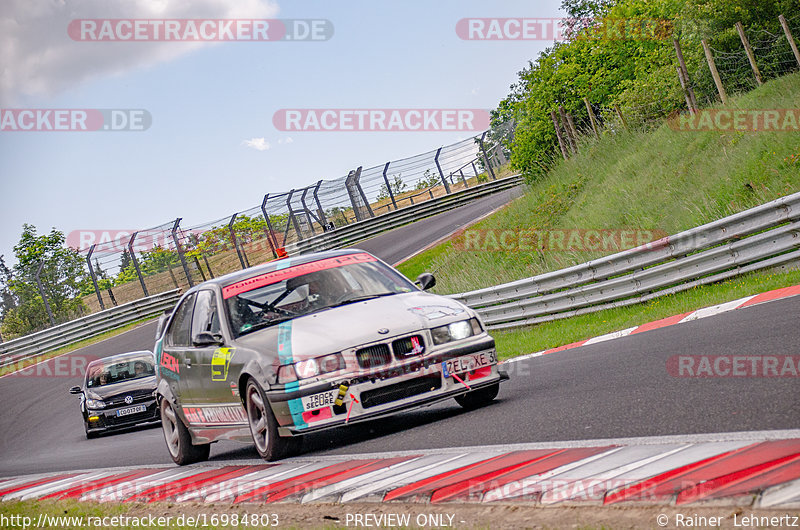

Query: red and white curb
left=504, top=284, right=800, bottom=363
left=2, top=432, right=799, bottom=507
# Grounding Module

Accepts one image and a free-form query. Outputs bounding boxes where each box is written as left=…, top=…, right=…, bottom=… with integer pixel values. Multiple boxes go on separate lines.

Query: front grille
left=356, top=344, right=391, bottom=369
left=106, top=392, right=153, bottom=406
left=360, top=374, right=442, bottom=409
left=392, top=335, right=425, bottom=359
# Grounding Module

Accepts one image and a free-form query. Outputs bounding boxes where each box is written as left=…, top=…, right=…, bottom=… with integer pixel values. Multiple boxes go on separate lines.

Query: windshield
left=86, top=356, right=155, bottom=388
left=224, top=254, right=415, bottom=338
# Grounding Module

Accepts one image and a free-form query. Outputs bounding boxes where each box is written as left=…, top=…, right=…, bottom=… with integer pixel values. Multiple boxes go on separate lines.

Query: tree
left=0, top=256, right=17, bottom=337
left=377, top=174, right=408, bottom=201
left=1, top=225, right=88, bottom=337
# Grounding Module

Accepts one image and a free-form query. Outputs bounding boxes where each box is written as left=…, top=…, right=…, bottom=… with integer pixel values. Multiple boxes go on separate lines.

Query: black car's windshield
left=223, top=253, right=415, bottom=338
left=86, top=356, right=155, bottom=388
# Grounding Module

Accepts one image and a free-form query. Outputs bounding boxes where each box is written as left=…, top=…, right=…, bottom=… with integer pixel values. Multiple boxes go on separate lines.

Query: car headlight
left=86, top=398, right=105, bottom=409
left=277, top=353, right=345, bottom=384
left=431, top=318, right=483, bottom=345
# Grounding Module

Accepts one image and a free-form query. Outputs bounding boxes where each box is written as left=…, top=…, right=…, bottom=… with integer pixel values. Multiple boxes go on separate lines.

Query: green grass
left=0, top=317, right=155, bottom=377
left=397, top=72, right=800, bottom=293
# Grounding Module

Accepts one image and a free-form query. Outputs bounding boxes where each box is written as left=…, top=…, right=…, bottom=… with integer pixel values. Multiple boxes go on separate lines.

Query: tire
left=455, top=382, right=500, bottom=410
left=245, top=379, right=294, bottom=461
left=160, top=398, right=210, bottom=465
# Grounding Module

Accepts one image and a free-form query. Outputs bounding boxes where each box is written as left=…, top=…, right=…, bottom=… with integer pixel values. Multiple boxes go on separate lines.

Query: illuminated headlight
left=277, top=353, right=345, bottom=384
left=86, top=398, right=105, bottom=409
left=431, top=318, right=483, bottom=345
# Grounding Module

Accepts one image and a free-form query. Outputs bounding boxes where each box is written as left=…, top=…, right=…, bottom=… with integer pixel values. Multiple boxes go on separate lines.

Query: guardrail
left=287, top=174, right=524, bottom=255
left=451, top=192, right=800, bottom=329
left=0, top=289, right=182, bottom=369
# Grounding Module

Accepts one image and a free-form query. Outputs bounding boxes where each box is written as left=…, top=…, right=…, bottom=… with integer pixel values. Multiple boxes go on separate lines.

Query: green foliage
left=1, top=225, right=88, bottom=338
left=377, top=174, right=408, bottom=201
left=414, top=170, right=442, bottom=190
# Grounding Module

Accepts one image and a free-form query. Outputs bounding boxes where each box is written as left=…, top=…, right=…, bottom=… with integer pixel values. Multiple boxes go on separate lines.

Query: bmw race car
left=154, top=249, right=508, bottom=464
left=70, top=351, right=160, bottom=438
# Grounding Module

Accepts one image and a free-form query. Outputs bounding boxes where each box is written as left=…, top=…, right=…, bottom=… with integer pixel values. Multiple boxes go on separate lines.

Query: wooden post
left=676, top=66, right=696, bottom=114
left=779, top=14, right=800, bottom=67
left=558, top=105, right=577, bottom=152
left=584, top=97, right=600, bottom=139
left=565, top=111, right=579, bottom=145
left=550, top=111, right=569, bottom=160
left=736, top=22, right=763, bottom=85
left=702, top=39, right=728, bottom=104
left=614, top=105, right=629, bottom=130
left=673, top=38, right=697, bottom=111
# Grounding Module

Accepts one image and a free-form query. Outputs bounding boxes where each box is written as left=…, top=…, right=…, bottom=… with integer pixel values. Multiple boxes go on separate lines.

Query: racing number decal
left=211, top=347, right=234, bottom=381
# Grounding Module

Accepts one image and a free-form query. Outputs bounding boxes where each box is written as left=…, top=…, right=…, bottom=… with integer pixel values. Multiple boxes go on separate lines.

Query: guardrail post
left=86, top=244, right=105, bottom=311
left=382, top=162, right=398, bottom=210
left=128, top=233, right=149, bottom=297
left=171, top=218, right=194, bottom=288
left=479, top=132, right=497, bottom=180
left=434, top=147, right=452, bottom=195
left=260, top=194, right=279, bottom=258
left=35, top=260, right=55, bottom=327
left=229, top=213, right=247, bottom=269
left=313, top=180, right=329, bottom=227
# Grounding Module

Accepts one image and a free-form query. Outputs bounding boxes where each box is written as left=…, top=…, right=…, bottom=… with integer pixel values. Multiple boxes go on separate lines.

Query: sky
left=0, top=0, right=564, bottom=266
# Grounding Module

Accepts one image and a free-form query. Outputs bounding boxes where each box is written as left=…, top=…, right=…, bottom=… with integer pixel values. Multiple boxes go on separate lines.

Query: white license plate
left=116, top=404, right=146, bottom=417
left=300, top=389, right=340, bottom=412
left=442, top=350, right=497, bottom=377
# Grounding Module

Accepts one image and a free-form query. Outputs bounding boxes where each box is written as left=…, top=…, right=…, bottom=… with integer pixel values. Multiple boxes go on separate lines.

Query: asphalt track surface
left=1, top=188, right=798, bottom=476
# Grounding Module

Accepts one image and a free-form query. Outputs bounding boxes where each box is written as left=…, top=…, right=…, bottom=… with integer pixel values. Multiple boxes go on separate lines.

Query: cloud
left=277, top=136, right=293, bottom=144
left=243, top=137, right=270, bottom=151
left=0, top=0, right=279, bottom=105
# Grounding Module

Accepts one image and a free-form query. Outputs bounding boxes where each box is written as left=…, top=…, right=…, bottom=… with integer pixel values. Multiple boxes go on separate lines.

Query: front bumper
left=85, top=399, right=160, bottom=433
left=266, top=335, right=507, bottom=436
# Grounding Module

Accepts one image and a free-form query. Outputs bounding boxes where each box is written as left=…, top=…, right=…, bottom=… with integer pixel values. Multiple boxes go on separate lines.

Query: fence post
left=459, top=168, right=469, bottom=188
left=203, top=255, right=215, bottom=278
left=550, top=111, right=570, bottom=160
left=584, top=97, right=600, bottom=138
left=779, top=15, right=800, bottom=67
left=285, top=190, right=305, bottom=240
left=673, top=38, right=698, bottom=112
left=299, top=187, right=318, bottom=235
left=86, top=244, right=105, bottom=311
left=260, top=194, right=279, bottom=257
left=614, top=105, right=629, bottom=130
left=479, top=132, right=497, bottom=180
left=381, top=162, right=398, bottom=210
left=312, top=181, right=329, bottom=227
left=193, top=256, right=207, bottom=281
left=558, top=106, right=577, bottom=153
left=128, top=232, right=149, bottom=297
left=702, top=39, right=728, bottom=104
left=434, top=147, right=452, bottom=195
left=735, top=22, right=763, bottom=85
left=35, top=260, right=55, bottom=326
left=171, top=218, right=194, bottom=288
left=228, top=213, right=247, bottom=270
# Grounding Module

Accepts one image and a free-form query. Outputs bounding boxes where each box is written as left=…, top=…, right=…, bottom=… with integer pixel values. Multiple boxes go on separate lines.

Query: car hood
left=234, top=291, right=472, bottom=360
left=87, top=376, right=156, bottom=400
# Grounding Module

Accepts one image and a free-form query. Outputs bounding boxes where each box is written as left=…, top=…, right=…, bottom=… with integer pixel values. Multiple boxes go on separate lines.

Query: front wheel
left=160, top=398, right=210, bottom=465
left=455, top=382, right=499, bottom=410
left=245, top=379, right=294, bottom=461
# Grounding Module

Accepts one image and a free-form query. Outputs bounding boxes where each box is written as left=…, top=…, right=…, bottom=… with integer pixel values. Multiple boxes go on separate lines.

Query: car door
left=189, top=289, right=229, bottom=405
left=162, top=292, right=198, bottom=405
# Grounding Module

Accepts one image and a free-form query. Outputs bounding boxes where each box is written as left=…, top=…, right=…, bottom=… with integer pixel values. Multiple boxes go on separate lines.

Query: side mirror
left=415, top=273, right=436, bottom=291
left=69, top=386, right=82, bottom=395
left=193, top=332, right=224, bottom=347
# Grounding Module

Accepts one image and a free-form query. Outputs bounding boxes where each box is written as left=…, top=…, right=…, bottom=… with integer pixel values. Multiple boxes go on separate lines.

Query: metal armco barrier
left=0, top=289, right=181, bottom=369
left=451, top=192, right=800, bottom=329
left=286, top=174, right=524, bottom=255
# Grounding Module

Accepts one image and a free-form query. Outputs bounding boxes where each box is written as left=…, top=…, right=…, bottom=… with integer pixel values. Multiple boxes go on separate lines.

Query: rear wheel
left=160, top=398, right=210, bottom=465
left=455, top=382, right=499, bottom=410
left=245, top=379, right=293, bottom=461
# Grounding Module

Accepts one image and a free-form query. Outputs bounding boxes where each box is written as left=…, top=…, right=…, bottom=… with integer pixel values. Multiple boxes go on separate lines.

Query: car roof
left=189, top=248, right=372, bottom=292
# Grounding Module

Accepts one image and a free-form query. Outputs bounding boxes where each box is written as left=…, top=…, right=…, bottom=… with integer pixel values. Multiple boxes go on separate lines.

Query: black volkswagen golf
left=69, top=350, right=160, bottom=438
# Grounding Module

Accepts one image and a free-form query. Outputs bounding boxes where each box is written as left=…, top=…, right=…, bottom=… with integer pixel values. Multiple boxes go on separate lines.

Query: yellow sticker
left=211, top=348, right=234, bottom=381
left=334, top=384, right=348, bottom=407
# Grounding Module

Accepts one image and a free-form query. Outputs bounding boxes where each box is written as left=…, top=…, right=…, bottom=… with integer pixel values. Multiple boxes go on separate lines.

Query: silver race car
left=154, top=249, right=508, bottom=464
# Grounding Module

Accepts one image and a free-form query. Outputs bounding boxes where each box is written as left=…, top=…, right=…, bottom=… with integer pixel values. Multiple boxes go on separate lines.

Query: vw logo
left=124, top=395, right=133, bottom=405
left=377, top=328, right=389, bottom=335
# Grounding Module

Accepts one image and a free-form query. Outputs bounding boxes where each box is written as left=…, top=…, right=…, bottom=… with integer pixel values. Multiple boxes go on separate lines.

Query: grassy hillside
left=398, top=72, right=800, bottom=294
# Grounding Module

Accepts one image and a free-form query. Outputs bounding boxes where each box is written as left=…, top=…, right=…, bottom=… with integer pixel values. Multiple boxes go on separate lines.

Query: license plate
left=442, top=350, right=497, bottom=378
left=300, top=389, right=339, bottom=412
left=116, top=404, right=146, bottom=417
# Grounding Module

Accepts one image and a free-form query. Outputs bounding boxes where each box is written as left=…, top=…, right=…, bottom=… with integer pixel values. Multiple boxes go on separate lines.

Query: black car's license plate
left=116, top=404, right=146, bottom=417
left=442, top=350, right=497, bottom=377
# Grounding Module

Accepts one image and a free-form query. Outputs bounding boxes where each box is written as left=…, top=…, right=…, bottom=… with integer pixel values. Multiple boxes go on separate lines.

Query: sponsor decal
left=159, top=350, right=180, bottom=378
left=183, top=405, right=247, bottom=425
left=222, top=252, right=376, bottom=299
left=409, top=305, right=466, bottom=320
left=211, top=348, right=234, bottom=382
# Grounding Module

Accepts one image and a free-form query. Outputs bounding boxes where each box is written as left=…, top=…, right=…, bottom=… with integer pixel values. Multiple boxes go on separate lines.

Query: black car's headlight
left=431, top=318, right=483, bottom=345
left=86, top=398, right=105, bottom=409
left=277, top=353, right=345, bottom=384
